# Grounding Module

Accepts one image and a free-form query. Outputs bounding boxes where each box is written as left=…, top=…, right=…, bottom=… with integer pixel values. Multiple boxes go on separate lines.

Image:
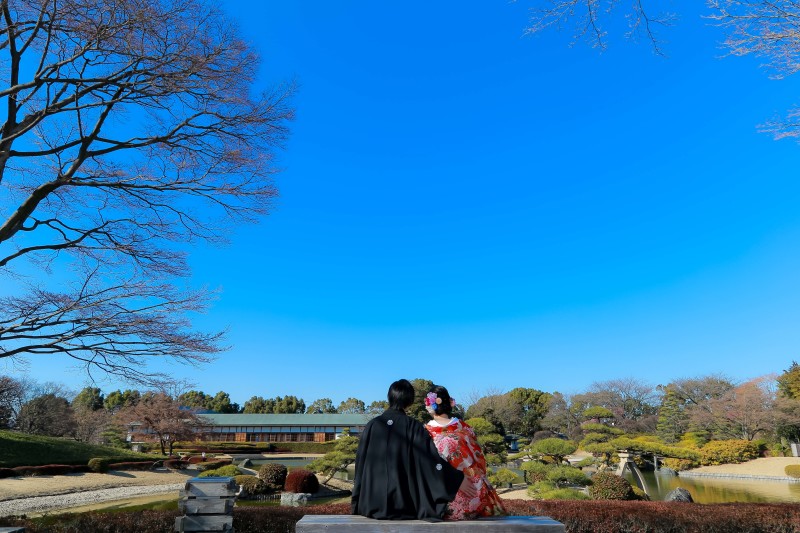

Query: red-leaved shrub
left=284, top=468, right=319, bottom=494
left=163, top=459, right=188, bottom=470
left=11, top=464, right=89, bottom=476
left=0, top=501, right=799, bottom=532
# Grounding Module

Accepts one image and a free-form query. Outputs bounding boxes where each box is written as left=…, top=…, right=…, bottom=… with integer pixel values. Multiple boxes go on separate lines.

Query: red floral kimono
left=426, top=418, right=507, bottom=520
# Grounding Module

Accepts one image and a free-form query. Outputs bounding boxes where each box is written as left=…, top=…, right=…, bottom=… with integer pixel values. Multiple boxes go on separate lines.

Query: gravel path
left=0, top=483, right=183, bottom=516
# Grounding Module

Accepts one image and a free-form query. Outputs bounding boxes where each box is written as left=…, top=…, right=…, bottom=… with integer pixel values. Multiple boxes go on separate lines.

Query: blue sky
left=11, top=2, right=800, bottom=406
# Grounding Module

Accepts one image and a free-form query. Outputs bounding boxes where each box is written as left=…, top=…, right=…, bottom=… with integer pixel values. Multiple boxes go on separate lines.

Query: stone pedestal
left=175, top=477, right=236, bottom=532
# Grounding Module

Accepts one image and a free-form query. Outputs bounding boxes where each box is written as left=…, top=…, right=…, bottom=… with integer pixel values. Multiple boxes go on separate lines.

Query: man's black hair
left=388, top=379, right=415, bottom=411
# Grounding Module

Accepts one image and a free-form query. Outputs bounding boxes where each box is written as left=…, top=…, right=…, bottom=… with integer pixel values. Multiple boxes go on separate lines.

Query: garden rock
left=281, top=492, right=311, bottom=506
left=665, top=487, right=693, bottom=502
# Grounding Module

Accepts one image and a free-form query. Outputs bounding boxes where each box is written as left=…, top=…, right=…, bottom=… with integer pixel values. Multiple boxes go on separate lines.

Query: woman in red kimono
left=424, top=385, right=507, bottom=520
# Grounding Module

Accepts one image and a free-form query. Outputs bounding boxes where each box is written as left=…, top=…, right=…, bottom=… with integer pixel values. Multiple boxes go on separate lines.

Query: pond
left=623, top=470, right=800, bottom=503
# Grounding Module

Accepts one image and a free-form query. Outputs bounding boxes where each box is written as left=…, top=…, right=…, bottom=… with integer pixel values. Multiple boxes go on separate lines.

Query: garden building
left=197, top=413, right=373, bottom=443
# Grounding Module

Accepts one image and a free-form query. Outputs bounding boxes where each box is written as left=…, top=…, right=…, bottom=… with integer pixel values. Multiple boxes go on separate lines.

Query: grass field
left=0, top=430, right=163, bottom=467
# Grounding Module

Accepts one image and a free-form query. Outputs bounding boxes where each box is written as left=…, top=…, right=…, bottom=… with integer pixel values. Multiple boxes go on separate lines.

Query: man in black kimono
left=351, top=379, right=466, bottom=520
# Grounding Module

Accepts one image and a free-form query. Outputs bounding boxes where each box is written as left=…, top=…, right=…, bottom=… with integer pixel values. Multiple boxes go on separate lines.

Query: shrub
left=588, top=472, right=636, bottom=500
left=541, top=488, right=591, bottom=500
left=234, top=475, right=271, bottom=497
left=258, top=463, right=288, bottom=487
left=1, top=501, right=800, bottom=533
left=11, top=464, right=89, bottom=476
left=520, top=460, right=550, bottom=483
left=487, top=467, right=518, bottom=487
left=108, top=461, right=155, bottom=471
left=770, top=442, right=789, bottom=457
left=0, top=468, right=16, bottom=478
left=272, top=442, right=333, bottom=454
left=545, top=465, right=590, bottom=487
left=526, top=480, right=556, bottom=499
left=88, top=457, right=113, bottom=473
left=163, top=459, right=188, bottom=470
left=786, top=464, right=800, bottom=478
left=631, top=485, right=650, bottom=500
left=699, top=440, right=759, bottom=466
left=198, top=464, right=241, bottom=478
left=661, top=458, right=697, bottom=471
left=196, top=459, right=231, bottom=471
left=284, top=468, right=319, bottom=494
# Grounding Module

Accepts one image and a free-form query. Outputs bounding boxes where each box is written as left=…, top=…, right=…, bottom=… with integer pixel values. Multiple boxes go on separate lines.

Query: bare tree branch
left=0, top=0, right=293, bottom=386
left=522, top=0, right=677, bottom=55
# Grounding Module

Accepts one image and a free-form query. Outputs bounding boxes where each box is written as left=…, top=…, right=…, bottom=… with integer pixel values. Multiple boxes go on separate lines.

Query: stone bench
left=175, top=477, right=236, bottom=532
left=296, top=515, right=565, bottom=532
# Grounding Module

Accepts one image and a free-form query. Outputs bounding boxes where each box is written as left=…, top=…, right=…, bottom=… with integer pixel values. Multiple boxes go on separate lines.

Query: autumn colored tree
left=0, top=0, right=293, bottom=387
left=692, top=376, right=779, bottom=441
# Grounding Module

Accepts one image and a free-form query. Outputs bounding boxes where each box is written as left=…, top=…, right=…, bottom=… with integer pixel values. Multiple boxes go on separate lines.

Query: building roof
left=198, top=413, right=375, bottom=426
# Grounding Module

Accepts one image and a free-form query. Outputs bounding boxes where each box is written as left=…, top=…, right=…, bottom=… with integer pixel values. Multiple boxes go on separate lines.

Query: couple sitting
left=351, top=379, right=507, bottom=521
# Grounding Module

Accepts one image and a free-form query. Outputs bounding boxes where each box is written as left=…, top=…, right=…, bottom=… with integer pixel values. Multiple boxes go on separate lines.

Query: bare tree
left=583, top=377, right=660, bottom=432
left=709, top=1, right=800, bottom=139
left=522, top=0, right=677, bottom=55
left=0, top=374, right=24, bottom=427
left=117, top=391, right=202, bottom=455
left=0, top=0, right=293, bottom=386
left=692, top=376, right=779, bottom=441
left=524, top=1, right=800, bottom=137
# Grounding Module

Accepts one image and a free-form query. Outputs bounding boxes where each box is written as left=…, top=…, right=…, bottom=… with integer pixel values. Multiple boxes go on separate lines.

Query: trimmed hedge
left=786, top=464, right=800, bottom=478
left=258, top=463, right=287, bottom=488
left=196, top=459, right=232, bottom=471
left=284, top=468, right=319, bottom=494
left=699, top=440, right=759, bottom=466
left=10, top=464, right=91, bottom=476
left=163, top=459, right=189, bottom=470
left=234, top=475, right=271, bottom=497
left=588, top=472, right=637, bottom=500
left=108, top=461, right=157, bottom=471
left=89, top=457, right=158, bottom=474
left=173, top=442, right=276, bottom=454
left=2, top=501, right=800, bottom=533
left=272, top=442, right=334, bottom=454
left=198, top=464, right=241, bottom=478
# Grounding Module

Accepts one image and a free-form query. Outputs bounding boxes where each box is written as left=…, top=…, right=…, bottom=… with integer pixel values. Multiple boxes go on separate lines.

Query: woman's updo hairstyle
left=429, top=385, right=453, bottom=417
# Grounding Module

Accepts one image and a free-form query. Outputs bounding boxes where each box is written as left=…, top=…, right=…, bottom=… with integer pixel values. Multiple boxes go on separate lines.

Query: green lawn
left=0, top=430, right=162, bottom=467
